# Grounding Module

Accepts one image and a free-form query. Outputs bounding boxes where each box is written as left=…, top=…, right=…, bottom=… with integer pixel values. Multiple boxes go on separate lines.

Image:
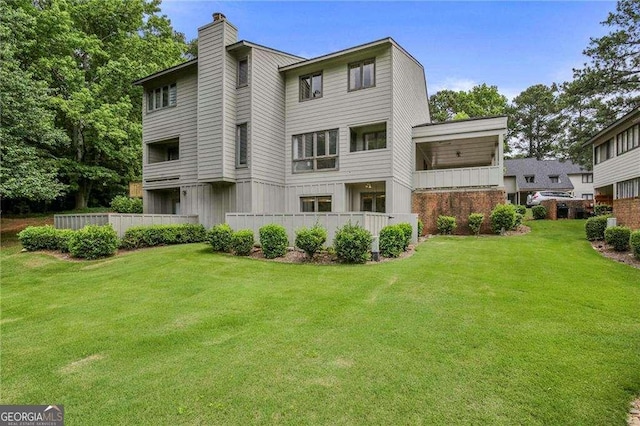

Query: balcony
left=413, top=165, right=502, bottom=189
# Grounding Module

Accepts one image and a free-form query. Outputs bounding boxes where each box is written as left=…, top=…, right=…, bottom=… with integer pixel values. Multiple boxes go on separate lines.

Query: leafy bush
left=531, top=205, right=547, bottom=220
left=333, top=223, right=372, bottom=264
left=379, top=225, right=406, bottom=258
left=120, top=224, right=207, bottom=249
left=436, top=216, right=457, bottom=235
left=231, top=229, right=254, bottom=256
left=594, top=204, right=613, bottom=216
left=513, top=213, right=524, bottom=229
left=68, top=225, right=118, bottom=259
left=207, top=223, right=234, bottom=252
left=585, top=215, right=609, bottom=241
left=630, top=230, right=640, bottom=260
left=515, top=204, right=526, bottom=215
left=468, top=213, right=484, bottom=236
left=17, top=225, right=74, bottom=252
left=396, top=222, right=413, bottom=250
left=604, top=226, right=631, bottom=252
left=259, top=224, right=288, bottom=259
left=295, top=225, right=327, bottom=259
left=417, top=219, right=424, bottom=237
left=110, top=195, right=143, bottom=213
left=490, top=204, right=516, bottom=234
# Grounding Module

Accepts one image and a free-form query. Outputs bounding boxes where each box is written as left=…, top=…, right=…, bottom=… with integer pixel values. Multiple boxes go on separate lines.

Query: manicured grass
left=1, top=220, right=639, bottom=424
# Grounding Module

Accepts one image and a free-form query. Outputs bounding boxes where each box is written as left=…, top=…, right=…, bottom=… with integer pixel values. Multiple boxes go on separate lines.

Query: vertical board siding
left=54, top=214, right=198, bottom=237
left=392, top=46, right=430, bottom=188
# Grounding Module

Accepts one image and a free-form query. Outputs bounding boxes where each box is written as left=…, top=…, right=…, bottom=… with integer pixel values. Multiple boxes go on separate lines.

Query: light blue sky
left=161, top=1, right=616, bottom=101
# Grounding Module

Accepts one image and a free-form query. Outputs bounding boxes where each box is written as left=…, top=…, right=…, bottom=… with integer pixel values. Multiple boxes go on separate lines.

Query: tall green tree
left=9, top=0, right=189, bottom=208
left=429, top=84, right=509, bottom=122
left=508, top=84, right=563, bottom=160
left=0, top=1, right=68, bottom=202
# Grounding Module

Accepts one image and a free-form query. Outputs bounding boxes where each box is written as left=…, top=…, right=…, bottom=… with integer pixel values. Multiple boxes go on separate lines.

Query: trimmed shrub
left=468, top=213, right=484, bottom=236
left=396, top=222, right=413, bottom=250
left=604, top=226, right=631, bottom=252
left=18, top=225, right=62, bottom=251
left=208, top=223, right=234, bottom=252
left=231, top=229, right=254, bottom=256
left=436, top=216, right=457, bottom=235
left=68, top=225, right=118, bottom=259
left=333, top=223, right=372, bottom=264
left=585, top=215, right=609, bottom=241
left=531, top=205, right=547, bottom=220
left=259, top=224, right=288, bottom=259
left=594, top=204, right=613, bottom=216
left=513, top=212, right=524, bottom=229
left=490, top=204, right=516, bottom=234
left=57, top=229, right=75, bottom=253
left=515, top=204, right=526, bottom=215
left=295, top=225, right=327, bottom=259
left=379, top=225, right=406, bottom=258
left=110, top=195, right=143, bottom=213
left=417, top=219, right=424, bottom=237
left=120, top=224, right=207, bottom=249
left=630, top=230, right=640, bottom=260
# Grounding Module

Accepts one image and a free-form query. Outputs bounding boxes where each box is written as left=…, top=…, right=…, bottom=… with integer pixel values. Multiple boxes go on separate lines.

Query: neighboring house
left=504, top=158, right=594, bottom=205
left=583, top=108, right=640, bottom=229
left=134, top=13, right=507, bottom=234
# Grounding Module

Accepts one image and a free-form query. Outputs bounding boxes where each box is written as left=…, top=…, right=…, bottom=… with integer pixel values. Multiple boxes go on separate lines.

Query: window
left=582, top=194, right=594, bottom=200
left=348, top=59, right=375, bottom=91
left=300, top=72, right=322, bottom=101
left=616, top=123, right=639, bottom=155
left=350, top=122, right=387, bottom=152
left=236, top=123, right=248, bottom=167
left=147, top=83, right=177, bottom=112
left=524, top=175, right=535, bottom=183
left=617, top=177, right=640, bottom=199
left=549, top=175, right=559, bottom=183
left=300, top=196, right=332, bottom=212
left=582, top=173, right=593, bottom=183
left=237, top=58, right=248, bottom=87
left=361, top=192, right=385, bottom=213
left=595, top=139, right=614, bottom=164
left=292, top=129, right=338, bottom=172
left=148, top=138, right=179, bottom=163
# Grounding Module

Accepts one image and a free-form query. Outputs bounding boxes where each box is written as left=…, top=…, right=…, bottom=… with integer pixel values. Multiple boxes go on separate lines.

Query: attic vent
left=213, top=12, right=226, bottom=22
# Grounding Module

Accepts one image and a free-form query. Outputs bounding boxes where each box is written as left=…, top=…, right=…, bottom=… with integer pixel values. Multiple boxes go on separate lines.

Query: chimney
left=212, top=12, right=226, bottom=22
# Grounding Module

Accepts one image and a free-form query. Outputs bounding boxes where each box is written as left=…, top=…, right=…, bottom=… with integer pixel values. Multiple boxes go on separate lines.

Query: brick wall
left=412, top=189, right=505, bottom=235
left=613, top=198, right=640, bottom=230
left=540, top=199, right=591, bottom=220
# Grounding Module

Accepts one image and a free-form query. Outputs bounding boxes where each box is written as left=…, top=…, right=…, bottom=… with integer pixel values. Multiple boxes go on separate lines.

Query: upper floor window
left=236, top=123, right=248, bottom=167
left=348, top=59, right=375, bottom=91
left=148, top=138, right=179, bottom=163
left=549, top=175, right=559, bottom=183
left=350, top=122, right=387, bottom=152
left=238, top=58, right=248, bottom=87
left=292, top=129, right=338, bottom=173
left=594, top=139, right=613, bottom=164
left=582, top=173, right=593, bottom=183
left=524, top=175, right=535, bottom=183
left=615, top=123, right=639, bottom=155
left=300, top=72, right=322, bottom=101
left=147, top=83, right=176, bottom=112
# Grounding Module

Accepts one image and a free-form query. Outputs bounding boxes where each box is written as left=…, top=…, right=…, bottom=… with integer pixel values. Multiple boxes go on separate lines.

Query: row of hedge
left=585, top=216, right=640, bottom=258
left=18, top=224, right=207, bottom=259
left=433, top=204, right=528, bottom=236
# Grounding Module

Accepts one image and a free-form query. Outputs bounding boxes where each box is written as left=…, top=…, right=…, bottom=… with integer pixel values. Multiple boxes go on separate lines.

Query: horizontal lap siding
left=142, top=71, right=198, bottom=188
left=285, top=183, right=346, bottom=212
left=284, top=46, right=393, bottom=186
left=594, top=149, right=640, bottom=188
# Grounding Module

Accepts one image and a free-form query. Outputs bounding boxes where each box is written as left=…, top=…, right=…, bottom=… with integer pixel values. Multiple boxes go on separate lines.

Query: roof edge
left=226, top=40, right=305, bottom=61
left=133, top=59, right=198, bottom=86
left=582, top=107, right=640, bottom=147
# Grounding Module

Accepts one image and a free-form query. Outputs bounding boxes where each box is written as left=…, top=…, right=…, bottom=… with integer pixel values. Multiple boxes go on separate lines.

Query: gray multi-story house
left=134, top=13, right=507, bottom=234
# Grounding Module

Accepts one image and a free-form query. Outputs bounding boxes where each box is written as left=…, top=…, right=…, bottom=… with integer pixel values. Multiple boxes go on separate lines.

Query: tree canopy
left=429, top=83, right=509, bottom=122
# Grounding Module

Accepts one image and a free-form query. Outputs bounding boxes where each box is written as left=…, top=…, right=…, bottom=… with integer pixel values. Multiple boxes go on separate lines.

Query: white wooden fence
left=54, top=214, right=199, bottom=237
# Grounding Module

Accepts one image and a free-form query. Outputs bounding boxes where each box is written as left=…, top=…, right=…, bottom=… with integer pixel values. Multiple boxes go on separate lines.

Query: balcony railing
left=413, top=165, right=502, bottom=189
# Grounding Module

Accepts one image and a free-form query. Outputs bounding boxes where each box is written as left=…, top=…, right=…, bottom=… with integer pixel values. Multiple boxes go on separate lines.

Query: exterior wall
left=54, top=214, right=199, bottom=237
left=391, top=46, right=430, bottom=190
left=540, top=199, right=591, bottom=220
left=142, top=70, right=198, bottom=190
left=593, top=147, right=640, bottom=197
left=567, top=173, right=594, bottom=198
left=613, top=198, right=640, bottom=229
left=283, top=46, right=394, bottom=192
left=412, top=189, right=506, bottom=235
left=285, top=182, right=347, bottom=213
left=196, top=19, right=238, bottom=182
left=180, top=183, right=235, bottom=228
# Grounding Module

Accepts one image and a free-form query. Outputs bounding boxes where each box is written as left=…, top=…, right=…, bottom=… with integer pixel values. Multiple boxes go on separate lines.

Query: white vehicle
left=526, top=191, right=582, bottom=207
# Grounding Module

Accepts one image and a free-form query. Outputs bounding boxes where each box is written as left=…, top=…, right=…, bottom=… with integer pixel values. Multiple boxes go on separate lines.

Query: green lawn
left=1, top=220, right=639, bottom=424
